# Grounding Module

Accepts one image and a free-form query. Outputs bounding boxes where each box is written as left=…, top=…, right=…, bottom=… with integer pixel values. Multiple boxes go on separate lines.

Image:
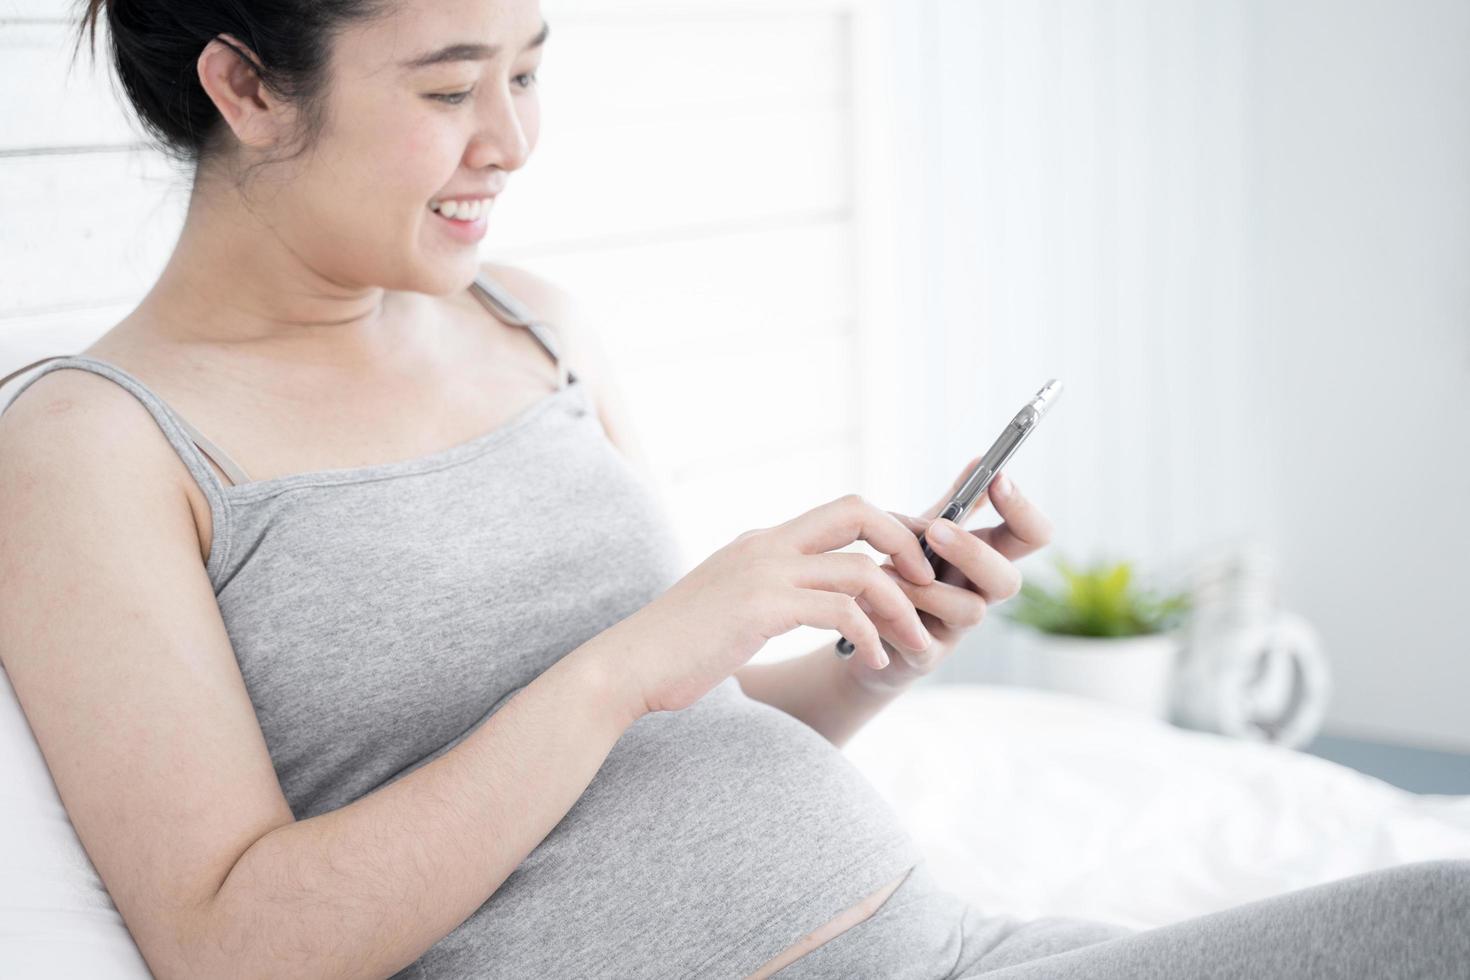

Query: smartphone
left=835, top=379, right=1064, bottom=659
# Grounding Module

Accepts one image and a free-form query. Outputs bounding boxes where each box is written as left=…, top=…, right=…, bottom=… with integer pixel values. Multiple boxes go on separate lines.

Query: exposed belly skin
left=742, top=865, right=915, bottom=979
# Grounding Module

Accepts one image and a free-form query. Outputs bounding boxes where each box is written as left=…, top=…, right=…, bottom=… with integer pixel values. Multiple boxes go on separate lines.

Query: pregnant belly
left=743, top=865, right=915, bottom=979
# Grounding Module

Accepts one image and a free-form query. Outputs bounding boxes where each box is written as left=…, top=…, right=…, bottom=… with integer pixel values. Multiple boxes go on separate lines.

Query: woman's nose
left=465, top=83, right=532, bottom=172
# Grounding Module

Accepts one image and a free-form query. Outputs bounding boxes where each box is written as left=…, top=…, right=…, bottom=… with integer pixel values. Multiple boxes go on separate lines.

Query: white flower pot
left=1010, top=628, right=1182, bottom=720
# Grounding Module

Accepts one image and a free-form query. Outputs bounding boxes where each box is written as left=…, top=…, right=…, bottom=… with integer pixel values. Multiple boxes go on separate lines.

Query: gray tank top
left=0, top=272, right=922, bottom=978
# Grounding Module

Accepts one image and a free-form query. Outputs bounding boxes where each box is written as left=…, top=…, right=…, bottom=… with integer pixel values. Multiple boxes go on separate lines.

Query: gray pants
left=773, top=858, right=1470, bottom=979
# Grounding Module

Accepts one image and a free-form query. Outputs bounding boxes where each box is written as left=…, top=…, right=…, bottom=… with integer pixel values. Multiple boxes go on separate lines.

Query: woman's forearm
left=191, top=639, right=641, bottom=980
left=733, top=642, right=904, bottom=748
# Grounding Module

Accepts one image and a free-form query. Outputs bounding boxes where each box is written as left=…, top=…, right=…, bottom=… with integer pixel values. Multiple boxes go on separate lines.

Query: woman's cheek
left=393, top=113, right=439, bottom=160
left=376, top=107, right=455, bottom=177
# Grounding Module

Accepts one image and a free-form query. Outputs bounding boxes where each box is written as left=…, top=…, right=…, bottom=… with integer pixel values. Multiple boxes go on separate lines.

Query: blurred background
left=2, top=0, right=1466, bottom=764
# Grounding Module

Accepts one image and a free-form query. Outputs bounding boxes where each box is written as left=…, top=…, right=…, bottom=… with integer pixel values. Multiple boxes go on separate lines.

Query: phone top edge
left=950, top=379, right=1062, bottom=519
left=1032, top=379, right=1063, bottom=416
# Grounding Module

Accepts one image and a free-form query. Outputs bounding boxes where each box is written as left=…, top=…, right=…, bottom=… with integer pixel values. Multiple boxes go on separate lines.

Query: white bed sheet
left=843, top=682, right=1470, bottom=931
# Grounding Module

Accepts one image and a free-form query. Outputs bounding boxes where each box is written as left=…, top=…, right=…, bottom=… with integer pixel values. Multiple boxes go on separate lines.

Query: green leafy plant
left=1002, top=555, right=1191, bottom=638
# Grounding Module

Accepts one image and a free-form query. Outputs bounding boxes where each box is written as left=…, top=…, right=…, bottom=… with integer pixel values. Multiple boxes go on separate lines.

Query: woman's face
left=252, top=0, right=546, bottom=298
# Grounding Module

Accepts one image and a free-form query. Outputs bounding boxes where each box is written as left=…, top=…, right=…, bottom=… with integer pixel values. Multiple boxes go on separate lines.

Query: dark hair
left=73, top=0, right=394, bottom=178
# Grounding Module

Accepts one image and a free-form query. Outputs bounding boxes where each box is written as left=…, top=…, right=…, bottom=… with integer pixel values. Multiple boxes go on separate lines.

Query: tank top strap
left=469, top=271, right=578, bottom=390
left=0, top=354, right=251, bottom=490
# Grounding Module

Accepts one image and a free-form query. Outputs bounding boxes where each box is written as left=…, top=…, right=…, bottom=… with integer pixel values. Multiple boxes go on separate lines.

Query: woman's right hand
left=608, top=494, right=940, bottom=716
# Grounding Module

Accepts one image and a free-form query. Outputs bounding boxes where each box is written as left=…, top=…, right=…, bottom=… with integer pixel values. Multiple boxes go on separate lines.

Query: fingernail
left=927, top=520, right=954, bottom=545
left=878, top=647, right=890, bottom=668
left=993, top=472, right=1013, bottom=501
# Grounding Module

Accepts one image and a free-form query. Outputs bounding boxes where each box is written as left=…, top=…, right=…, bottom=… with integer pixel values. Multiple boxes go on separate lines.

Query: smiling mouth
left=428, top=197, right=496, bottom=221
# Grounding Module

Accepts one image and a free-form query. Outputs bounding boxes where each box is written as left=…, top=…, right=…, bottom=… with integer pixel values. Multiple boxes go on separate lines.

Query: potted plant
left=1000, top=555, right=1192, bottom=719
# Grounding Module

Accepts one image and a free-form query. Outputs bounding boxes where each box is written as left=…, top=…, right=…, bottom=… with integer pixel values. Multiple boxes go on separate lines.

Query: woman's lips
left=430, top=200, right=491, bottom=243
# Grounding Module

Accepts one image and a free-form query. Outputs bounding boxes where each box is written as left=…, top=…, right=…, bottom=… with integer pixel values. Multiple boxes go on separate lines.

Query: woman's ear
left=196, top=33, right=295, bottom=151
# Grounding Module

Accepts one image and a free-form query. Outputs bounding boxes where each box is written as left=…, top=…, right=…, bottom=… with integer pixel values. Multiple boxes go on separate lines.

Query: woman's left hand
left=841, top=457, right=1055, bottom=697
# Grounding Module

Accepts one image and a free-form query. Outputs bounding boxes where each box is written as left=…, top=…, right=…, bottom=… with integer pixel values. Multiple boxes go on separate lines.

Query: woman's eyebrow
left=399, top=20, right=550, bottom=70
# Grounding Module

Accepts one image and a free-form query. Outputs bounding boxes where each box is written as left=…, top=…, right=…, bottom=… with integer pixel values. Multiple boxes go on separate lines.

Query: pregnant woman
left=1, top=2, right=1465, bottom=978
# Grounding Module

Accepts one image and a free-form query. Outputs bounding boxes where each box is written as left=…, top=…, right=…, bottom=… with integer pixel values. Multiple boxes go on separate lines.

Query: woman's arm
left=203, top=641, right=637, bottom=980
left=733, top=643, right=904, bottom=749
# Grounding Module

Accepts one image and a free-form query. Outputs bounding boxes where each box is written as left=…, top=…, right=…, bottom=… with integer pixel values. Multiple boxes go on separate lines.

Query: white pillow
left=0, top=664, right=153, bottom=978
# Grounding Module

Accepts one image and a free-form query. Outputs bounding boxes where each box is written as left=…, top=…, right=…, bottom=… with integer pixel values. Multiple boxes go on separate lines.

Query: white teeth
left=431, top=197, right=493, bottom=220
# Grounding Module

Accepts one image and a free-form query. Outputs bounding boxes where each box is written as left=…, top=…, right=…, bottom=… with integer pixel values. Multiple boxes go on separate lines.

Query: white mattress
left=843, top=682, right=1470, bottom=930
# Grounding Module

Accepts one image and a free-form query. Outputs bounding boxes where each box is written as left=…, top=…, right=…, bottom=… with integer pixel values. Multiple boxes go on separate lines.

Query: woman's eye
left=428, top=73, right=536, bottom=106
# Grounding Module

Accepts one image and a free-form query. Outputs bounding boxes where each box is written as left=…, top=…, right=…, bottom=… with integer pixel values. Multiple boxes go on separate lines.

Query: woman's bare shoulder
left=0, top=366, right=212, bottom=565
left=475, top=262, right=660, bottom=484
left=477, top=260, right=578, bottom=325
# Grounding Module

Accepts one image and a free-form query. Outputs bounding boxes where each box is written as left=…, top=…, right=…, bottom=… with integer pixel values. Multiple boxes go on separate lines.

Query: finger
left=921, top=519, right=1022, bottom=603
left=788, top=553, right=930, bottom=651
left=777, top=494, right=937, bottom=586
left=880, top=563, right=990, bottom=631
left=854, top=597, right=929, bottom=661
left=976, top=471, right=1053, bottom=561
left=793, top=588, right=888, bottom=668
left=889, top=511, right=936, bottom=538
left=891, top=510, right=959, bottom=581
left=889, top=510, right=925, bottom=533
left=922, top=455, right=991, bottom=521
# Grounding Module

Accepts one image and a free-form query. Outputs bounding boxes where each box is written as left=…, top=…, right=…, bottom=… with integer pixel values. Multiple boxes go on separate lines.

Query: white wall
left=1250, top=0, right=1470, bottom=751
left=903, top=0, right=1470, bottom=751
